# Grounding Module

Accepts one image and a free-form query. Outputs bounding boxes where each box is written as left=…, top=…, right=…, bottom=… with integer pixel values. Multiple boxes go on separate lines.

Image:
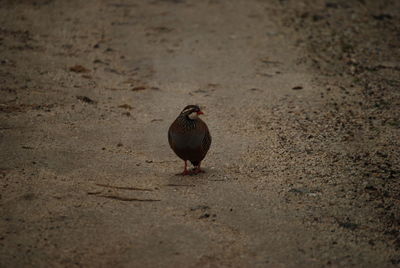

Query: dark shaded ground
left=277, top=0, right=400, bottom=261
left=0, top=0, right=399, bottom=267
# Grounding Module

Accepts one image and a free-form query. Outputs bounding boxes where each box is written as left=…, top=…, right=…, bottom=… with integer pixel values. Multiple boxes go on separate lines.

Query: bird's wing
left=202, top=124, right=212, bottom=153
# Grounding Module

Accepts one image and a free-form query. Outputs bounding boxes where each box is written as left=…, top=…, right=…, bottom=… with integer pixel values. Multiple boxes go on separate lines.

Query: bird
left=168, top=105, right=212, bottom=175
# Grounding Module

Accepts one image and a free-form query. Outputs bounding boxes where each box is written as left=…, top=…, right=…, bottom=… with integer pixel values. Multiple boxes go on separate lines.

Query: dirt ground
left=1, top=0, right=399, bottom=267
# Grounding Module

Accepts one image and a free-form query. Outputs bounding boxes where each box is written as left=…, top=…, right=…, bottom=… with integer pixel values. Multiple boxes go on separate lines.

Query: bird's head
left=180, top=105, right=204, bottom=120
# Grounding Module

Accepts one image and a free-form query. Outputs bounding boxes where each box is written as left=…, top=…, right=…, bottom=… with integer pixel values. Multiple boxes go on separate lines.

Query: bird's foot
left=192, top=167, right=205, bottom=174
left=176, top=169, right=191, bottom=176
left=175, top=160, right=192, bottom=176
left=175, top=167, right=204, bottom=176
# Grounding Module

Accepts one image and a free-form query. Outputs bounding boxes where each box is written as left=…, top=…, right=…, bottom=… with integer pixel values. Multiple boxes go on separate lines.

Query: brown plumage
left=168, top=105, right=211, bottom=175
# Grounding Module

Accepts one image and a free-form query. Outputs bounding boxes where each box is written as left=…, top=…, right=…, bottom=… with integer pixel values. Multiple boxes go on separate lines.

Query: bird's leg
left=180, top=160, right=191, bottom=175
left=193, top=162, right=205, bottom=174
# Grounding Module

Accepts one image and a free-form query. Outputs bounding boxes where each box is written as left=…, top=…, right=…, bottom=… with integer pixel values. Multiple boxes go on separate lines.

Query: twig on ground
left=87, top=190, right=103, bottom=195
left=95, top=183, right=154, bottom=191
left=96, top=194, right=160, bottom=202
left=166, top=184, right=196, bottom=187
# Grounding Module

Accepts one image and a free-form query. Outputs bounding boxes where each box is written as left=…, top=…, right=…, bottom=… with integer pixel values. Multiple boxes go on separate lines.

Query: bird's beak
left=197, top=111, right=204, bottom=115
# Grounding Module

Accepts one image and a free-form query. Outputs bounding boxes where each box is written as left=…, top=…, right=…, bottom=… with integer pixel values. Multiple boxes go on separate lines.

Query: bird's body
left=168, top=105, right=211, bottom=175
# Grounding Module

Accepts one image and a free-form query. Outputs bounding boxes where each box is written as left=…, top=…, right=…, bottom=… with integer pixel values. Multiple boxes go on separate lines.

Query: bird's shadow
left=165, top=168, right=213, bottom=187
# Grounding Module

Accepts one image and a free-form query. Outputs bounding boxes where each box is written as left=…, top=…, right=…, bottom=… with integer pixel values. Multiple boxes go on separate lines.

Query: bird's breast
left=170, top=130, right=204, bottom=149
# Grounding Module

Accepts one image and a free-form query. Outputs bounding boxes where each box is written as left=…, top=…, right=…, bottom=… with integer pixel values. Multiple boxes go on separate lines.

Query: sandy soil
left=1, top=0, right=399, bottom=267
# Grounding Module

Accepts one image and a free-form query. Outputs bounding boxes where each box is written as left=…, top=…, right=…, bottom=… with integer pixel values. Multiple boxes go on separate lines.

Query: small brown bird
left=168, top=105, right=212, bottom=175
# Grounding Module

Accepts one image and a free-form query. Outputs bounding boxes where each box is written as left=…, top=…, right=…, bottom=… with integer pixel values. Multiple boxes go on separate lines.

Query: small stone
left=76, top=96, right=96, bottom=104
left=199, top=213, right=210, bottom=219
left=69, top=65, right=90, bottom=73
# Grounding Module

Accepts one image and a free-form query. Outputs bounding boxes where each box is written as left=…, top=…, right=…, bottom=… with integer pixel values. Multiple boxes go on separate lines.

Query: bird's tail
left=190, top=160, right=200, bottom=166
